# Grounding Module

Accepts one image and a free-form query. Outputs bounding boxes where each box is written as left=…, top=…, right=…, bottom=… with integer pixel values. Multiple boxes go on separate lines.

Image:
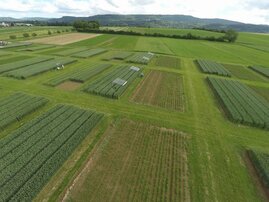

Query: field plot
left=249, top=66, right=269, bottom=78
left=65, top=119, right=189, bottom=202
left=197, top=60, right=231, bottom=77
left=154, top=55, right=181, bottom=69
left=0, top=51, right=10, bottom=57
left=223, top=63, right=266, bottom=82
left=105, top=51, right=133, bottom=60
left=250, top=86, right=269, bottom=102
left=0, top=93, right=48, bottom=130
left=248, top=150, right=269, bottom=192
left=72, top=48, right=107, bottom=58
left=0, top=55, right=31, bottom=65
left=4, top=58, right=76, bottom=79
left=208, top=77, right=269, bottom=129
left=27, top=33, right=101, bottom=45
left=54, top=47, right=88, bottom=56
left=0, top=42, right=31, bottom=49
left=127, top=52, right=155, bottom=64
left=56, top=81, right=81, bottom=91
left=46, top=63, right=112, bottom=86
left=18, top=44, right=55, bottom=52
left=0, top=57, right=53, bottom=74
left=0, top=105, right=103, bottom=201
left=132, top=70, right=184, bottom=111
left=84, top=65, right=142, bottom=99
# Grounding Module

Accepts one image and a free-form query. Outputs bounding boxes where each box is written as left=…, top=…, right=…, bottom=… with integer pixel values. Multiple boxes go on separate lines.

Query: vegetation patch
left=154, top=55, right=181, bottom=69
left=132, top=70, right=184, bottom=111
left=208, top=77, right=269, bottom=129
left=71, top=48, right=107, bottom=58
left=19, top=44, right=55, bottom=52
left=46, top=63, right=112, bottom=86
left=249, top=66, right=269, bottom=79
left=64, top=119, right=190, bottom=202
left=54, top=47, right=88, bottom=56
left=0, top=105, right=103, bottom=201
left=196, top=59, right=231, bottom=77
left=84, top=65, right=142, bottom=99
left=223, top=63, right=266, bottom=82
left=4, top=58, right=76, bottom=79
left=0, top=93, right=48, bottom=130
left=127, top=52, right=155, bottom=64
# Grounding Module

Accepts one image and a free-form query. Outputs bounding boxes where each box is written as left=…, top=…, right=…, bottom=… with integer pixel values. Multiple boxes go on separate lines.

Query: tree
left=73, top=20, right=100, bottom=31
left=224, top=29, right=238, bottom=43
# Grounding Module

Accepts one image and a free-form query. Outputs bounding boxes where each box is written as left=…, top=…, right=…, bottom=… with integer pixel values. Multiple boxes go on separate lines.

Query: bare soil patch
left=28, top=33, right=101, bottom=45
left=56, top=81, right=81, bottom=91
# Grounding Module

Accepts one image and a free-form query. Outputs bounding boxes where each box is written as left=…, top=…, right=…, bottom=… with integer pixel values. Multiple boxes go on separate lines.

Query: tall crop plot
left=0, top=93, right=48, bottom=130
left=55, top=47, right=88, bottom=56
left=208, top=77, right=269, bottom=129
left=4, top=58, right=76, bottom=79
left=66, top=119, right=190, bottom=202
left=45, top=63, right=112, bottom=86
left=105, top=51, right=133, bottom=60
left=127, top=52, right=155, bottom=64
left=197, top=59, right=231, bottom=77
left=72, top=48, right=107, bottom=58
left=132, top=70, right=184, bottom=111
left=0, top=104, right=103, bottom=201
left=249, top=66, right=269, bottom=78
left=248, top=150, right=269, bottom=189
left=0, top=57, right=53, bottom=74
left=84, top=65, right=142, bottom=99
left=154, top=55, right=181, bottom=69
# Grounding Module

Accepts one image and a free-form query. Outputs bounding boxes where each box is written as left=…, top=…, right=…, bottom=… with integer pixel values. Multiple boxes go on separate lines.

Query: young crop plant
left=197, top=59, right=231, bottom=77
left=84, top=65, right=142, bottom=99
left=0, top=105, right=103, bottom=201
left=208, top=77, right=269, bottom=129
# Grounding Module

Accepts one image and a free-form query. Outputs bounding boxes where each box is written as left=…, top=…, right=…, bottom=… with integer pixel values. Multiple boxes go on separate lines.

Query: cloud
left=0, top=0, right=268, bottom=24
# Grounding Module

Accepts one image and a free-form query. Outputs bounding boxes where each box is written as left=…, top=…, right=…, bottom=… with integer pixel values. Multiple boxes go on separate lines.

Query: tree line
left=73, top=20, right=238, bottom=43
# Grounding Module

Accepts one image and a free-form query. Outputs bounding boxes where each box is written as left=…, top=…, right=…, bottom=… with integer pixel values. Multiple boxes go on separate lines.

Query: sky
left=0, top=0, right=269, bottom=25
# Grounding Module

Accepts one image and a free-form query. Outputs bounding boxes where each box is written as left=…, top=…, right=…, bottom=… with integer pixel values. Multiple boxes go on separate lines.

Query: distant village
left=0, top=22, right=33, bottom=27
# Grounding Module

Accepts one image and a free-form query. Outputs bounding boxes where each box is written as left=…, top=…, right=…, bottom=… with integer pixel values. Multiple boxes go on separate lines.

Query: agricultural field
left=127, top=52, right=155, bottom=64
left=4, top=58, right=76, bottom=79
left=249, top=65, right=269, bottom=78
left=0, top=105, right=103, bottom=201
left=208, top=77, right=269, bottom=129
left=46, top=63, right=112, bottom=86
left=0, top=26, right=269, bottom=202
left=64, top=119, right=190, bottom=202
left=154, top=55, right=181, bottom=69
left=84, top=65, right=142, bottom=99
left=132, top=70, right=184, bottom=111
left=0, top=93, right=48, bottom=130
left=71, top=48, right=107, bottom=58
left=197, top=59, right=231, bottom=77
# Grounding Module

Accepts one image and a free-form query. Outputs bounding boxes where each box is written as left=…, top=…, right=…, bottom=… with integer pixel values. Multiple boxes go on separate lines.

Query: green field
left=0, top=26, right=269, bottom=202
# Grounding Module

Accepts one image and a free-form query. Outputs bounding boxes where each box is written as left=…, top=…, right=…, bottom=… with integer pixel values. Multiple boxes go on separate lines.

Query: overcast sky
left=1, top=0, right=269, bottom=25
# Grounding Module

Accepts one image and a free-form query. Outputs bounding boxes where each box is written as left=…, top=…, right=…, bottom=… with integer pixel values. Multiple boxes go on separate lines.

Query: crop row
left=248, top=150, right=269, bottom=188
left=0, top=57, right=53, bottom=74
left=84, top=65, right=142, bottom=99
left=0, top=93, right=48, bottom=130
left=4, top=58, right=76, bottom=79
left=197, top=60, right=231, bottom=77
left=0, top=104, right=103, bottom=201
left=127, top=52, right=155, bottom=65
left=46, top=63, right=112, bottom=86
left=249, top=65, right=269, bottom=78
left=72, top=48, right=107, bottom=58
left=208, top=77, right=269, bottom=129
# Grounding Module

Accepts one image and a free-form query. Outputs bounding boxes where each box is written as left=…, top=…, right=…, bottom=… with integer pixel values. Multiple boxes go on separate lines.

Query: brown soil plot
left=56, top=81, right=81, bottom=91
left=132, top=70, right=184, bottom=111
left=28, top=33, right=101, bottom=45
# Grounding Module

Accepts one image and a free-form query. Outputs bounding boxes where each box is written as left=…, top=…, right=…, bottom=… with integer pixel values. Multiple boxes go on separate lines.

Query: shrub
left=57, top=30, right=61, bottom=33
left=9, top=35, right=17, bottom=39
left=48, top=30, right=52, bottom=35
left=23, top=33, right=30, bottom=38
left=32, top=33, right=37, bottom=37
